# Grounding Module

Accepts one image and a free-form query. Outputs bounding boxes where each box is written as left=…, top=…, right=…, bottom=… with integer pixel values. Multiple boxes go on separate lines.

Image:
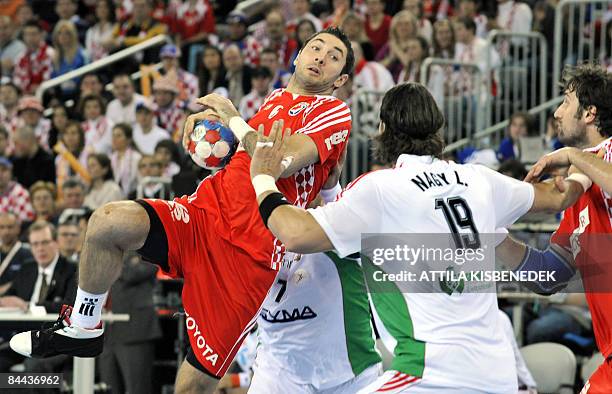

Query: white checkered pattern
left=0, top=181, right=34, bottom=222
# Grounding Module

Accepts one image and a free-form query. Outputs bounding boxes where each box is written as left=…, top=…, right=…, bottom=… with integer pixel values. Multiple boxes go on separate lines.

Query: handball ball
left=187, top=119, right=238, bottom=170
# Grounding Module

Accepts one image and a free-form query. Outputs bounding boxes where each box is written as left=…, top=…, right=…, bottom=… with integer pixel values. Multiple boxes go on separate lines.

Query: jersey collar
left=583, top=136, right=612, bottom=153
left=395, top=154, right=436, bottom=168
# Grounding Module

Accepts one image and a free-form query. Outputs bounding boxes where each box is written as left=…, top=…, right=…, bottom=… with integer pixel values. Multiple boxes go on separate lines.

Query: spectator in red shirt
left=171, top=0, right=216, bottom=67
left=159, top=44, right=199, bottom=103
left=13, top=20, right=55, bottom=96
left=220, top=11, right=261, bottom=67
left=261, top=9, right=297, bottom=70
left=365, top=0, right=392, bottom=55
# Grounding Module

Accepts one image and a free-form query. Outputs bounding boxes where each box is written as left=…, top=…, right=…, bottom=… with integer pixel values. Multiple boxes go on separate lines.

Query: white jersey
left=255, top=252, right=381, bottom=391
left=309, top=153, right=535, bottom=393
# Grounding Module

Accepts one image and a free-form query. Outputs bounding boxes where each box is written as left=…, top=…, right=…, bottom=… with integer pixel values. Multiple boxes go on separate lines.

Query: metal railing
left=36, top=34, right=169, bottom=100
left=443, top=95, right=564, bottom=154
left=420, top=58, right=485, bottom=145
left=485, top=30, right=548, bottom=129
left=553, top=0, right=611, bottom=91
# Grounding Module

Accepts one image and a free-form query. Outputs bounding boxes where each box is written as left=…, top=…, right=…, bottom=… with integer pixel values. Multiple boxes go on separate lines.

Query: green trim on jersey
left=327, top=252, right=382, bottom=377
left=362, top=256, right=426, bottom=378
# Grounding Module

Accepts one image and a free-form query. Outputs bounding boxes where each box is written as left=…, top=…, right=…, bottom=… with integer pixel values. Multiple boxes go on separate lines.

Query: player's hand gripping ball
left=187, top=119, right=239, bottom=170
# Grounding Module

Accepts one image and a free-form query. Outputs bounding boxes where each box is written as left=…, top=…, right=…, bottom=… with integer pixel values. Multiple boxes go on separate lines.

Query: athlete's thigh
left=323, top=363, right=382, bottom=394
left=175, top=359, right=219, bottom=394
left=248, top=367, right=314, bottom=394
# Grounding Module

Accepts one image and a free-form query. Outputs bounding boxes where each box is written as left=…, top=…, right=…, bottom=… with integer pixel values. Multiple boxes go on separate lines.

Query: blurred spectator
left=85, top=0, right=116, bottom=63
left=498, top=159, right=527, bottom=180
left=106, top=74, right=144, bottom=127
left=494, top=0, right=533, bottom=56
left=221, top=11, right=261, bottom=67
left=0, top=212, right=33, bottom=295
left=23, top=181, right=59, bottom=238
left=532, top=1, right=555, bottom=65
left=0, top=157, right=33, bottom=222
left=375, top=10, right=417, bottom=79
left=454, top=17, right=500, bottom=99
left=497, top=111, right=537, bottom=162
left=0, top=16, right=26, bottom=77
left=341, top=12, right=375, bottom=61
left=456, top=0, right=488, bottom=39
left=54, top=0, right=89, bottom=44
left=99, top=252, right=162, bottom=394
left=133, top=99, right=169, bottom=155
left=11, top=126, right=56, bottom=189
left=498, top=310, right=538, bottom=393
left=109, top=0, right=167, bottom=65
left=16, top=96, right=51, bottom=152
left=81, top=94, right=113, bottom=155
left=364, top=0, right=392, bottom=55
left=260, top=47, right=291, bottom=90
left=260, top=9, right=298, bottom=70
left=0, top=82, right=20, bottom=133
left=397, top=36, right=429, bottom=83
left=239, top=67, right=272, bottom=121
left=60, top=177, right=86, bottom=210
left=287, top=0, right=323, bottom=35
left=153, top=76, right=185, bottom=139
left=56, top=220, right=80, bottom=262
left=51, top=21, right=89, bottom=100
left=54, top=121, right=91, bottom=188
left=289, top=19, right=317, bottom=73
left=110, top=123, right=141, bottom=196
left=0, top=0, right=25, bottom=19
left=403, top=0, right=433, bottom=42
left=171, top=0, right=216, bottom=61
left=222, top=44, right=252, bottom=107
left=154, top=139, right=181, bottom=178
left=14, top=4, right=38, bottom=39
left=0, top=221, right=76, bottom=373
left=603, top=20, right=612, bottom=72
left=197, top=44, right=227, bottom=96
left=79, top=73, right=113, bottom=104
left=159, top=44, right=199, bottom=103
left=13, top=20, right=55, bottom=96
left=351, top=41, right=394, bottom=91
left=84, top=153, right=123, bottom=209
left=432, top=18, right=455, bottom=58
left=128, top=155, right=172, bottom=199
left=49, top=104, right=69, bottom=152
left=0, top=126, right=8, bottom=157
left=323, top=0, right=351, bottom=28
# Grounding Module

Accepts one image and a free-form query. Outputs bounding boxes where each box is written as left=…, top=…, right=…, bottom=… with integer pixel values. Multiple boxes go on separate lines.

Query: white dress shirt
left=30, top=253, right=59, bottom=305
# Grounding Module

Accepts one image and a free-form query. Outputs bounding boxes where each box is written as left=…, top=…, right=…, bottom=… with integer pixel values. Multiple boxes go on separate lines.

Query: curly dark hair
left=561, top=63, right=612, bottom=136
left=373, top=83, right=446, bottom=165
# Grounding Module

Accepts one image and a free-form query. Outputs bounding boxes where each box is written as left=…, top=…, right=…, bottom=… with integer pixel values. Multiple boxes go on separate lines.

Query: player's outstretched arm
left=250, top=120, right=333, bottom=254
left=529, top=176, right=586, bottom=213
left=195, top=94, right=321, bottom=177
left=526, top=147, right=612, bottom=195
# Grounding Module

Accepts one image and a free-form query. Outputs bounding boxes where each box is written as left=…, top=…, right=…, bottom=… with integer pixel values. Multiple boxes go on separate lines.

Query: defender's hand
left=250, top=120, right=291, bottom=181
left=525, top=147, right=578, bottom=183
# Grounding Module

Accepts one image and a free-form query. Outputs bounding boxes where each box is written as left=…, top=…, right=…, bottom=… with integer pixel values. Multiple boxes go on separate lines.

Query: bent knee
left=87, top=201, right=150, bottom=251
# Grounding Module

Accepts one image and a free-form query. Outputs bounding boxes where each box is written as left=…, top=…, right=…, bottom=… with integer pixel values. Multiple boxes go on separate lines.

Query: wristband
left=320, top=182, right=342, bottom=203
left=566, top=173, right=592, bottom=192
left=229, top=116, right=255, bottom=142
left=238, top=372, right=251, bottom=387
left=259, top=192, right=290, bottom=228
left=252, top=174, right=279, bottom=197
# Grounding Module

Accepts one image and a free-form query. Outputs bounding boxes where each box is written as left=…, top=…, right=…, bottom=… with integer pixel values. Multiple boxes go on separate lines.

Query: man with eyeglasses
left=57, top=221, right=81, bottom=263
left=0, top=221, right=76, bottom=372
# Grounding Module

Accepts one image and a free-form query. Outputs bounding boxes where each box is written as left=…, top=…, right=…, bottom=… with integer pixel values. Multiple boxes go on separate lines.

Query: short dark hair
left=260, top=47, right=278, bottom=58
left=374, top=83, right=446, bottom=164
left=301, top=26, right=355, bottom=76
left=28, top=221, right=57, bottom=241
left=509, top=111, right=537, bottom=136
left=79, top=94, right=107, bottom=115
left=62, top=177, right=85, bottom=191
left=457, top=16, right=476, bottom=34
left=23, top=19, right=42, bottom=31
left=561, top=63, right=612, bottom=136
left=113, top=122, right=133, bottom=140
left=88, top=153, right=114, bottom=181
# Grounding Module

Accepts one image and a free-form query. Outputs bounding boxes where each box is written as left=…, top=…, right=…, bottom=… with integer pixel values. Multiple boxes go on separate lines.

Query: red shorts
left=582, top=358, right=612, bottom=394
left=136, top=197, right=278, bottom=377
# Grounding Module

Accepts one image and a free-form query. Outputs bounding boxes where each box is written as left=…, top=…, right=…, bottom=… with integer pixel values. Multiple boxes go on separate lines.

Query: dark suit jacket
left=4, top=256, right=77, bottom=314
left=105, top=253, right=162, bottom=345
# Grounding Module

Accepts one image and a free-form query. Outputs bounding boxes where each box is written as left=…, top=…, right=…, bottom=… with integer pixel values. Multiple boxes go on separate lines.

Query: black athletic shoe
left=10, top=305, right=104, bottom=358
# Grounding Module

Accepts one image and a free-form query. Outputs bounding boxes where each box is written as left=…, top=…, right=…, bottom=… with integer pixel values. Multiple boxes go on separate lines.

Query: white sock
left=71, top=287, right=108, bottom=329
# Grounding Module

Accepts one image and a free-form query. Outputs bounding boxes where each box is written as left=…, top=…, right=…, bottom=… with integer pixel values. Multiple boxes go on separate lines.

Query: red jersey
left=551, top=137, right=612, bottom=357
left=187, top=89, right=352, bottom=270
